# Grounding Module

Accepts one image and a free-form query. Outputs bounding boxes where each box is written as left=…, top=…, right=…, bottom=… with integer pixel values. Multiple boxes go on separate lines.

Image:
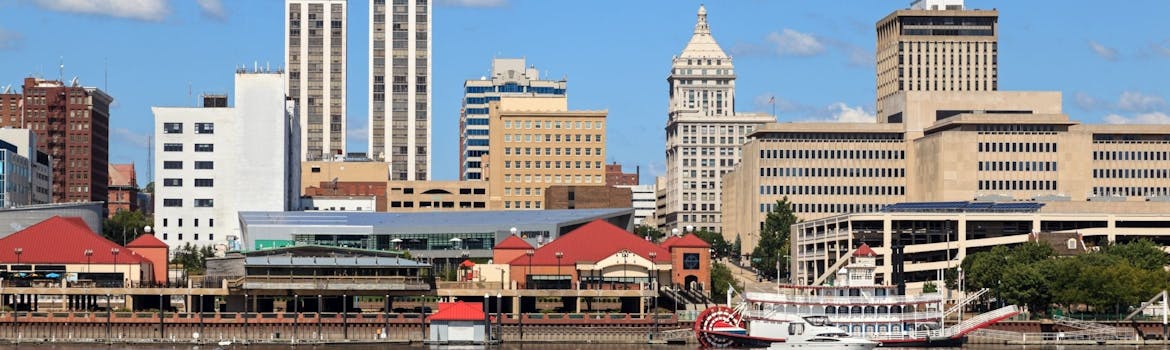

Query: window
left=194, top=161, right=214, bottom=169
left=163, top=178, right=183, bottom=187
left=195, top=123, right=215, bottom=134
left=194, top=143, right=214, bottom=152
left=163, top=143, right=183, bottom=152
left=163, top=161, right=183, bottom=169
left=194, top=179, right=214, bottom=187
left=163, top=123, right=183, bottom=134
left=194, top=199, right=214, bottom=207
left=163, top=199, right=182, bottom=207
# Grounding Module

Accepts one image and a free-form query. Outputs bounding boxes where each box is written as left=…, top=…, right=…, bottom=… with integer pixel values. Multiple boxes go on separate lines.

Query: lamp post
left=686, top=225, right=694, bottom=234
left=110, top=248, right=120, bottom=287
left=14, top=248, right=22, bottom=265
left=555, top=251, right=564, bottom=289
left=648, top=251, right=658, bottom=340
left=84, top=249, right=93, bottom=273
left=671, top=228, right=679, bottom=237
left=957, top=266, right=965, bottom=323
left=525, top=249, right=534, bottom=289
left=620, top=251, right=631, bottom=289
left=510, top=227, right=518, bottom=236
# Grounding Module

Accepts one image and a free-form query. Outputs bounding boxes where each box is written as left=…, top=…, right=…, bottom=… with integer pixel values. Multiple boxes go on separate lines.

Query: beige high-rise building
left=875, top=0, right=998, bottom=117
left=661, top=5, right=775, bottom=233
left=286, top=0, right=346, bottom=161
left=370, top=0, right=431, bottom=180
left=486, top=97, right=606, bottom=210
left=723, top=91, right=1170, bottom=254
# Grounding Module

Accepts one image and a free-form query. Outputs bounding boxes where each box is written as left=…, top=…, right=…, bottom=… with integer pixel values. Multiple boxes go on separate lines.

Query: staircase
left=941, top=304, right=1020, bottom=338
left=943, top=288, right=990, bottom=318
left=811, top=249, right=856, bottom=285
left=1053, top=315, right=1123, bottom=332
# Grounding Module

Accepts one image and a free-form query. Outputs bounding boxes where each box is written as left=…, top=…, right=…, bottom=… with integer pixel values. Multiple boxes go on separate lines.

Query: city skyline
left=0, top=0, right=1167, bottom=184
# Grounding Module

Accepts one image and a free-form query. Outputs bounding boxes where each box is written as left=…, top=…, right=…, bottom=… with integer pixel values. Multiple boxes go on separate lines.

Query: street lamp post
left=671, top=228, right=679, bottom=237
left=648, top=251, right=658, bottom=340
left=957, top=266, right=965, bottom=323
left=620, top=251, right=631, bottom=289
left=14, top=248, right=22, bottom=265
left=84, top=249, right=93, bottom=273
left=110, top=248, right=120, bottom=287
left=555, top=251, right=564, bottom=289
left=525, top=249, right=534, bottom=289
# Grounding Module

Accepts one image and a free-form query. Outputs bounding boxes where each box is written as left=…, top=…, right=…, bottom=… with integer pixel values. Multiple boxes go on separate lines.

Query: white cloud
left=112, top=127, right=151, bottom=148
left=1117, top=91, right=1167, bottom=112
left=824, top=103, right=875, bottom=123
left=766, top=29, right=826, bottom=56
left=1088, top=40, right=1119, bottom=61
left=1073, top=92, right=1099, bottom=111
left=196, top=0, right=226, bottom=20
left=0, top=28, right=20, bottom=50
left=33, top=0, right=170, bottom=21
left=437, top=0, right=507, bottom=7
left=1104, top=112, right=1170, bottom=125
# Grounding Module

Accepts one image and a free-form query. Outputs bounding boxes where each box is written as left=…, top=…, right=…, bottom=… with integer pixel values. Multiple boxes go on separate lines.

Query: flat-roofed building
left=486, top=96, right=607, bottom=210
left=386, top=180, right=489, bottom=211
left=543, top=185, right=631, bottom=210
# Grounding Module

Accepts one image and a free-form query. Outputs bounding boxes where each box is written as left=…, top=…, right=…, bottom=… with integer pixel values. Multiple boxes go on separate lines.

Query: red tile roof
left=493, top=235, right=533, bottom=250
left=659, top=235, right=680, bottom=248
left=662, top=233, right=711, bottom=249
left=508, top=220, right=670, bottom=266
left=126, top=233, right=168, bottom=249
left=0, top=216, right=145, bottom=264
left=427, top=302, right=488, bottom=322
left=854, top=243, right=876, bottom=257
left=108, top=163, right=137, bottom=187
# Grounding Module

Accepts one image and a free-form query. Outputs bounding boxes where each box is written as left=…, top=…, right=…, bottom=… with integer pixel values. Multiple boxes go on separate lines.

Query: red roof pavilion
left=427, top=301, right=490, bottom=322
left=0, top=216, right=145, bottom=264
left=509, top=220, right=670, bottom=266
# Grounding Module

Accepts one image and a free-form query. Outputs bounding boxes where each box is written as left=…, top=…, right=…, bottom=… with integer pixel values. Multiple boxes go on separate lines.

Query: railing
left=943, top=288, right=989, bottom=318
left=239, top=276, right=431, bottom=291
left=743, top=310, right=943, bottom=323
left=1053, top=314, right=1124, bottom=331
left=940, top=304, right=1020, bottom=338
left=744, top=291, right=943, bottom=306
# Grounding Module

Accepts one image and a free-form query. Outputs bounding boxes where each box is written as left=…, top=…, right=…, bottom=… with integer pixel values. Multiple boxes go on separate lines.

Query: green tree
left=1102, top=239, right=1169, bottom=270
left=695, top=230, right=732, bottom=259
left=752, top=198, right=798, bottom=281
left=102, top=210, right=150, bottom=246
left=634, top=225, right=666, bottom=242
left=1000, top=264, right=1051, bottom=316
left=170, top=243, right=211, bottom=274
left=710, top=262, right=742, bottom=304
left=1009, top=241, right=1056, bottom=265
left=923, top=281, right=939, bottom=294
left=732, top=234, right=742, bottom=259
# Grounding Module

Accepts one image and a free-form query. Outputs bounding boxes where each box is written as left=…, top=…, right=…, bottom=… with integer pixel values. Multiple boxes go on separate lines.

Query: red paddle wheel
left=694, top=305, right=743, bottom=348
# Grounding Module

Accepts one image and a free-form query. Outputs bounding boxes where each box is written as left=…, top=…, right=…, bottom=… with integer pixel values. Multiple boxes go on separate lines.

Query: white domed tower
left=840, top=243, right=877, bottom=287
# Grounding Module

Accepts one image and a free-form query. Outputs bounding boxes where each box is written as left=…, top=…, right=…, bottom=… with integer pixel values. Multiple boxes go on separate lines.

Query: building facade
left=543, top=185, right=631, bottom=210
left=107, top=163, right=138, bottom=216
left=605, top=162, right=638, bottom=186
left=618, top=184, right=656, bottom=226
left=791, top=201, right=1170, bottom=293
left=369, top=0, right=431, bottom=181
left=875, top=0, right=998, bottom=117
left=0, top=129, right=51, bottom=208
left=387, top=180, right=489, bottom=211
left=486, top=97, right=607, bottom=210
left=0, top=78, right=112, bottom=205
left=722, top=91, right=1170, bottom=254
left=661, top=6, right=774, bottom=233
left=286, top=0, right=347, bottom=161
left=152, top=71, right=301, bottom=248
left=460, top=58, right=567, bottom=180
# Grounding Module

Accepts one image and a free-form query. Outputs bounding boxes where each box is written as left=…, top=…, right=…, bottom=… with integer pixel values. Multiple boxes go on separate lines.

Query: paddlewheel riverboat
left=695, top=244, right=1020, bottom=347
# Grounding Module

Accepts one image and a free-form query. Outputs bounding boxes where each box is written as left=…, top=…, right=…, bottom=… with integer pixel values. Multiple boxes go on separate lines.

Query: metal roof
left=239, top=208, right=633, bottom=233
left=244, top=255, right=428, bottom=267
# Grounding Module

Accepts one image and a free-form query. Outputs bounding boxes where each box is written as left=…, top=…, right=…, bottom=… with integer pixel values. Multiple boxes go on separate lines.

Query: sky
left=0, top=0, right=1167, bottom=185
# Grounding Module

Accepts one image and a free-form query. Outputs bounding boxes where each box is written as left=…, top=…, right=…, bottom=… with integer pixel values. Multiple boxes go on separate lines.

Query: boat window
left=789, top=323, right=805, bottom=336
left=804, top=316, right=831, bottom=326
left=808, top=338, right=840, bottom=342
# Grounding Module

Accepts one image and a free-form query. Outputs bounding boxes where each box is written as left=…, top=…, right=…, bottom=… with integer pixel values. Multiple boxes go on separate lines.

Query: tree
left=170, top=243, right=212, bottom=275
left=695, top=230, right=732, bottom=259
left=1102, top=239, right=1169, bottom=270
left=752, top=197, right=798, bottom=281
left=102, top=210, right=150, bottom=246
left=710, top=262, right=742, bottom=304
left=1000, top=264, right=1051, bottom=316
left=732, top=234, right=743, bottom=259
left=923, top=281, right=939, bottom=294
left=634, top=225, right=666, bottom=242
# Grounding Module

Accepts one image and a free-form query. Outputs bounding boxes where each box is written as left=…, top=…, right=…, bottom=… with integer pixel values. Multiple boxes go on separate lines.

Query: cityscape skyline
left=0, top=0, right=1167, bottom=185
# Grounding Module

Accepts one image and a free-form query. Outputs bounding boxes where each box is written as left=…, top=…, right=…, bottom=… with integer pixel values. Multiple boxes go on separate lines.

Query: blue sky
left=1, top=0, right=1167, bottom=185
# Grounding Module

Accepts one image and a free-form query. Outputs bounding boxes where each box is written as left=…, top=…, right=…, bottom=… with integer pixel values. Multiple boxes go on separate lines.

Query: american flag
left=768, top=96, right=775, bottom=104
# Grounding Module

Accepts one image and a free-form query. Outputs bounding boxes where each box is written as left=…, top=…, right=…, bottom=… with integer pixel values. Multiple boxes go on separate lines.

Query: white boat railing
left=943, top=288, right=989, bottom=318
left=939, top=304, right=1020, bottom=338
left=744, top=291, right=943, bottom=306
left=742, top=310, right=943, bottom=324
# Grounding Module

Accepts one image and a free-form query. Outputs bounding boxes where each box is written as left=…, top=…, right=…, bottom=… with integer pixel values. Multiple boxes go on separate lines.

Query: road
left=720, top=260, right=777, bottom=294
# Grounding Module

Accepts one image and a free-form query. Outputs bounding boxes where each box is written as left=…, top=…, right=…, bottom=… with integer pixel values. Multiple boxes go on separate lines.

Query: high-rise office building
left=875, top=0, right=998, bottom=118
left=486, top=96, right=607, bottom=210
left=0, top=128, right=52, bottom=208
left=0, top=78, right=112, bottom=205
left=661, top=5, right=774, bottom=233
left=370, top=0, right=431, bottom=180
left=286, top=0, right=347, bottom=161
left=153, top=71, right=301, bottom=248
left=461, top=58, right=567, bottom=180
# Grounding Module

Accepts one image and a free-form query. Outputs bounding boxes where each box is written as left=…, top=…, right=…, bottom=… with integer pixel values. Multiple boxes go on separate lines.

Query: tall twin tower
left=285, top=0, right=432, bottom=181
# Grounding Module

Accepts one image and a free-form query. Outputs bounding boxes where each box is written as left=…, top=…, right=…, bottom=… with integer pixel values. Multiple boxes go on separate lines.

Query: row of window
left=1092, top=187, right=1170, bottom=197
left=160, top=233, right=213, bottom=242
left=503, top=187, right=542, bottom=196
left=504, top=160, right=602, bottom=170
left=679, top=124, right=754, bottom=136
left=759, top=148, right=906, bottom=160
left=162, top=178, right=215, bottom=187
left=760, top=185, right=906, bottom=197
left=505, top=147, right=603, bottom=156
left=975, top=124, right=1059, bottom=134
left=160, top=217, right=214, bottom=228
left=502, top=133, right=603, bottom=143
left=162, top=161, right=214, bottom=170
left=504, top=120, right=602, bottom=130
left=1093, top=168, right=1170, bottom=179
left=977, top=142, right=1057, bottom=153
left=162, top=143, right=214, bottom=152
left=977, top=161, right=1058, bottom=172
left=162, top=199, right=215, bottom=207
left=768, top=202, right=885, bottom=214
left=682, top=203, right=716, bottom=211
left=502, top=174, right=602, bottom=184
left=503, top=200, right=542, bottom=209
left=162, top=122, right=214, bottom=134
left=388, top=201, right=484, bottom=209
left=976, top=180, right=1057, bottom=191
left=464, top=96, right=501, bottom=105
left=680, top=136, right=745, bottom=145
left=465, top=85, right=565, bottom=95
left=1093, top=151, right=1170, bottom=161
left=759, top=167, right=906, bottom=178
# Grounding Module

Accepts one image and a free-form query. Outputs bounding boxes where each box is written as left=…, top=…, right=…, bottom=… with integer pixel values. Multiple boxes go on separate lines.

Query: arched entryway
left=684, top=275, right=699, bottom=290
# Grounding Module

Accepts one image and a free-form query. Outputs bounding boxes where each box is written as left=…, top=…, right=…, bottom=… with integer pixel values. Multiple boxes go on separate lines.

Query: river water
left=0, top=344, right=1168, bottom=350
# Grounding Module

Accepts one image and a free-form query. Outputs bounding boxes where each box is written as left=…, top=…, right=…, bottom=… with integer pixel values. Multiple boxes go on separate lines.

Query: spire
left=695, top=5, right=710, bottom=35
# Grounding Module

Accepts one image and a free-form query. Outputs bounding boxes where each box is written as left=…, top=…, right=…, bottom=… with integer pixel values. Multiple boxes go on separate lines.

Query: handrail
left=744, top=291, right=943, bottom=306
left=943, top=288, right=990, bottom=317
